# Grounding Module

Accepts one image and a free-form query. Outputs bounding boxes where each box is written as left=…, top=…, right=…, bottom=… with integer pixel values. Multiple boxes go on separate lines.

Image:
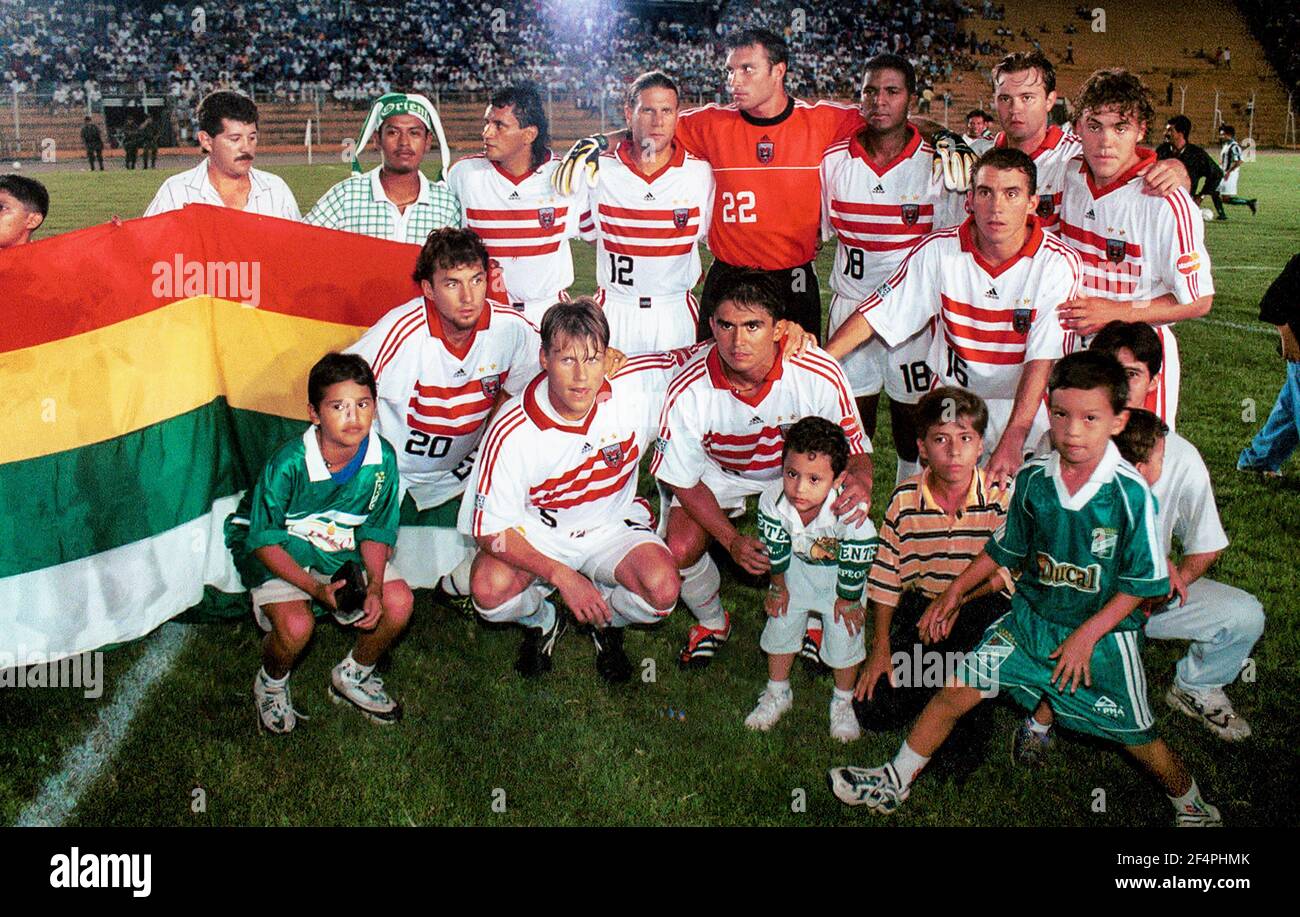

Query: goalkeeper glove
left=552, top=134, right=608, bottom=195
left=931, top=130, right=978, bottom=193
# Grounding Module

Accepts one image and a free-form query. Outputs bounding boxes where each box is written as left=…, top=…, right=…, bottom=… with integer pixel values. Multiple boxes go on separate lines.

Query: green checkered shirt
left=305, top=166, right=461, bottom=243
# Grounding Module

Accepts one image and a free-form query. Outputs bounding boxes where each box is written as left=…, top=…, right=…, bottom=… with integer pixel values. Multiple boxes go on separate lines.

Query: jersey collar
left=616, top=138, right=685, bottom=181
left=705, top=342, right=784, bottom=407
left=739, top=95, right=796, bottom=127
left=918, top=467, right=989, bottom=515
left=491, top=156, right=547, bottom=186
left=995, top=123, right=1064, bottom=159
left=1046, top=439, right=1123, bottom=511
left=521, top=372, right=612, bottom=434
left=423, top=298, right=492, bottom=360
left=772, top=486, right=840, bottom=534
left=303, top=426, right=384, bottom=483
left=959, top=215, right=1045, bottom=278
left=1080, top=146, right=1157, bottom=198
left=849, top=123, right=923, bottom=176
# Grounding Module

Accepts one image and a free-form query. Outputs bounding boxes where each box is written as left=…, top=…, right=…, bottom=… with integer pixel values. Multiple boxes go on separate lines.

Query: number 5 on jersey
left=721, top=190, right=757, bottom=223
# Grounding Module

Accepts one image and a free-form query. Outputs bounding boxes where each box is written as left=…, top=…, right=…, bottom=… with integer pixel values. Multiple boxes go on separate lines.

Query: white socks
left=891, top=741, right=931, bottom=789
left=438, top=553, right=475, bottom=596
left=679, top=554, right=725, bottom=629
left=767, top=678, right=791, bottom=697
left=474, top=582, right=552, bottom=628
left=609, top=585, right=671, bottom=627
left=1170, top=778, right=1207, bottom=813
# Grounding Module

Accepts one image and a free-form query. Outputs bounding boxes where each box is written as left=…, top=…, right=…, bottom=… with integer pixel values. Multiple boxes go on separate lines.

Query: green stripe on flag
left=0, top=399, right=306, bottom=579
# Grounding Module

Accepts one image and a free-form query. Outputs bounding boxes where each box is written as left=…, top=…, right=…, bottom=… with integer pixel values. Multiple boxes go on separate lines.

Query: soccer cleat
left=1247, top=199, right=1257, bottom=215
left=433, top=578, right=476, bottom=619
left=744, top=687, right=793, bottom=731
left=330, top=657, right=402, bottom=725
left=254, top=671, right=307, bottom=735
left=1174, top=799, right=1223, bottom=827
left=515, top=605, right=567, bottom=678
left=826, top=762, right=909, bottom=813
left=591, top=625, right=633, bottom=684
left=829, top=695, right=861, bottom=743
left=799, top=626, right=830, bottom=674
left=677, top=612, right=731, bottom=669
left=1165, top=685, right=1252, bottom=741
left=1011, top=718, right=1054, bottom=768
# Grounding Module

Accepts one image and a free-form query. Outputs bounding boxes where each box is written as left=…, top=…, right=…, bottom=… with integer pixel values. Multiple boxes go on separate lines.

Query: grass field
left=4, top=152, right=1299, bottom=827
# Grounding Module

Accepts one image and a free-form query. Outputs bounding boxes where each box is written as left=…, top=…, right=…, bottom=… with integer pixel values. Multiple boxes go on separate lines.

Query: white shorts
left=666, top=466, right=767, bottom=515
left=251, top=563, right=402, bottom=632
left=759, top=556, right=866, bottom=669
left=1220, top=170, right=1240, bottom=196
left=597, top=288, right=698, bottom=354
left=828, top=293, right=933, bottom=403
left=521, top=499, right=668, bottom=587
left=504, top=289, right=570, bottom=328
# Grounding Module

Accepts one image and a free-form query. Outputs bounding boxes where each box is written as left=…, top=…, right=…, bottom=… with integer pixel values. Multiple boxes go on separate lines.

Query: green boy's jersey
left=225, top=427, right=400, bottom=589
left=757, top=480, right=878, bottom=602
left=986, top=441, right=1169, bottom=631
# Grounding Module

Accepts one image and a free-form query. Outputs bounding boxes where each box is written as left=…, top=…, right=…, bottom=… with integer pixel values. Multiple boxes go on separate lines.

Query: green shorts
left=957, top=607, right=1157, bottom=746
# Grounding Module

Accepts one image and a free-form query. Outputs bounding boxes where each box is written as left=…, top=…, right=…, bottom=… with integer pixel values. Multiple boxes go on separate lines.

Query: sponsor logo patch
left=1090, top=527, right=1118, bottom=559
left=1176, top=251, right=1201, bottom=275
left=1093, top=695, right=1124, bottom=719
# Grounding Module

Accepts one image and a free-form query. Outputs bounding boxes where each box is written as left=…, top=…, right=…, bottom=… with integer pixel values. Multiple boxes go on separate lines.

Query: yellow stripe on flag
left=3, top=296, right=366, bottom=464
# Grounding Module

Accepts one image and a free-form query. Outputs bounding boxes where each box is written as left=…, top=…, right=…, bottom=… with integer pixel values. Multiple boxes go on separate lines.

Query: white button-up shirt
left=144, top=158, right=301, bottom=220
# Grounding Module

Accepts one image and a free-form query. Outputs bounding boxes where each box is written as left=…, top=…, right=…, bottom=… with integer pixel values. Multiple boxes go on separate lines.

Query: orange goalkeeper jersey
left=675, top=97, right=863, bottom=270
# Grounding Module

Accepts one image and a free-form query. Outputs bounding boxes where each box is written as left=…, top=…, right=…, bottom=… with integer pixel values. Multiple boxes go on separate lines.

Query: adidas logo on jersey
left=1085, top=207, right=1096, bottom=219
left=509, top=191, right=521, bottom=200
left=580, top=442, right=593, bottom=454
left=749, top=416, right=764, bottom=426
left=984, top=286, right=998, bottom=298
left=453, top=368, right=467, bottom=378
left=871, top=183, right=885, bottom=193
left=643, top=191, right=655, bottom=201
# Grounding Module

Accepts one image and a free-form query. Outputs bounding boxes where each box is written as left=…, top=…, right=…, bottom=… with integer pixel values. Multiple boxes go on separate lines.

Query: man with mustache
left=145, top=90, right=300, bottom=220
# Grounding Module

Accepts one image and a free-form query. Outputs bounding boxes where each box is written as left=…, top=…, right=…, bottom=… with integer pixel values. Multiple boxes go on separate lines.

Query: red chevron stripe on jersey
left=530, top=435, right=641, bottom=509
left=704, top=427, right=784, bottom=474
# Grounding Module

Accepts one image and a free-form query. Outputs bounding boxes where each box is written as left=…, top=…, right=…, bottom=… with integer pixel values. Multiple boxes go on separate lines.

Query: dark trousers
left=85, top=147, right=103, bottom=170
left=124, top=146, right=138, bottom=169
left=697, top=257, right=823, bottom=343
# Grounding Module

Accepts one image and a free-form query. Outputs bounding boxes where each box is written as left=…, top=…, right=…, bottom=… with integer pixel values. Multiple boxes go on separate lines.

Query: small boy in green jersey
left=828, top=350, right=1222, bottom=826
left=225, top=352, right=413, bottom=734
left=746, top=417, right=879, bottom=743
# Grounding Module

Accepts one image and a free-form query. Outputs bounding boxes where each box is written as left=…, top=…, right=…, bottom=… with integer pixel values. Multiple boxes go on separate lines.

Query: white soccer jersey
left=588, top=140, right=714, bottom=296
left=445, top=154, right=589, bottom=316
left=459, top=358, right=668, bottom=540
left=820, top=124, right=965, bottom=301
left=346, top=298, right=541, bottom=510
left=650, top=343, right=870, bottom=493
left=857, top=217, right=1081, bottom=400
left=992, top=124, right=1083, bottom=232
left=1058, top=149, right=1213, bottom=306
left=1151, top=431, right=1229, bottom=557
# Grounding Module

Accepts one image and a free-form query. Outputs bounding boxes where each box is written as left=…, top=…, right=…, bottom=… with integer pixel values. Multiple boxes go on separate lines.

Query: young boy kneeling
left=225, top=353, right=414, bottom=734
left=746, top=417, right=879, bottom=742
left=828, top=351, right=1222, bottom=826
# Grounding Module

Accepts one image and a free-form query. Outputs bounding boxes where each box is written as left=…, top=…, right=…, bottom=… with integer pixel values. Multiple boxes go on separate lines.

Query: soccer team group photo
left=1, top=0, right=1297, bottom=836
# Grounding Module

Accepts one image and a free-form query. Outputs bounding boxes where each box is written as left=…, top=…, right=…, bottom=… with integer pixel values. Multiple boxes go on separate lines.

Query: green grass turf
left=6, top=152, right=1300, bottom=826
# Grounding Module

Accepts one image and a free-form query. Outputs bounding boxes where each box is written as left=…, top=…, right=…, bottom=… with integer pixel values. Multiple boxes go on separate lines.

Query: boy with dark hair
left=0, top=174, right=48, bottom=248
left=830, top=351, right=1222, bottom=826
left=1089, top=320, right=1169, bottom=425
left=854, top=387, right=1012, bottom=732
left=225, top=353, right=412, bottom=734
left=748, top=417, right=879, bottom=742
left=651, top=269, right=872, bottom=668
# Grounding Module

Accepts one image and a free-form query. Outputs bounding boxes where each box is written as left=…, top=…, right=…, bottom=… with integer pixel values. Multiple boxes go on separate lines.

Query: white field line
left=14, top=623, right=193, bottom=827
left=1192, top=317, right=1274, bottom=335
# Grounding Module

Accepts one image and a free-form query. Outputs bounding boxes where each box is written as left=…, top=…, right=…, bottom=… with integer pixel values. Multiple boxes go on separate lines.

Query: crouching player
left=225, top=353, right=413, bottom=734
left=853, top=387, right=1012, bottom=736
left=829, top=351, right=1223, bottom=826
left=746, top=418, right=879, bottom=742
left=459, top=299, right=681, bottom=682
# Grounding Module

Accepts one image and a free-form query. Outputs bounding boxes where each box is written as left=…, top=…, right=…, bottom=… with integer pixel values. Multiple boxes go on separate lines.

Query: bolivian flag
left=0, top=205, right=420, bottom=663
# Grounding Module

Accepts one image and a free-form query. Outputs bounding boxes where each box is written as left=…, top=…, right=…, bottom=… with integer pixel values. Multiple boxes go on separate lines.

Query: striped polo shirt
left=867, top=468, right=1011, bottom=608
